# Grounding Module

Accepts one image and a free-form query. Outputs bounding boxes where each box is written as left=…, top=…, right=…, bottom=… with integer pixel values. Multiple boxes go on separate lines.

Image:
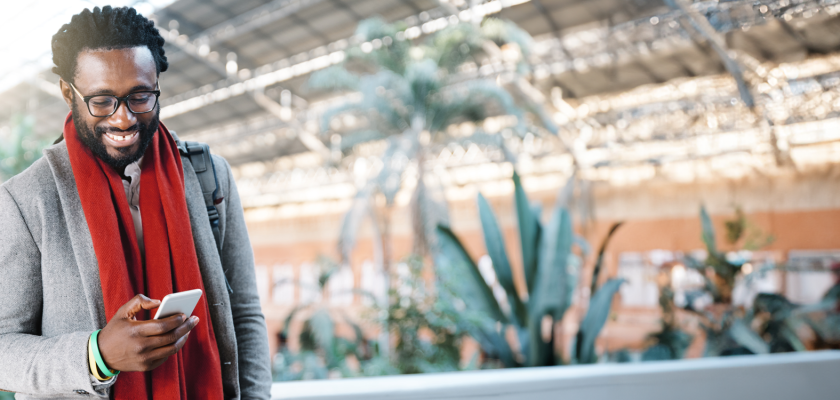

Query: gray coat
left=0, top=139, right=272, bottom=399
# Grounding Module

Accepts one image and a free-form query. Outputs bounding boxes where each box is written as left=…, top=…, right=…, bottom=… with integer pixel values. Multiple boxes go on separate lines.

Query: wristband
left=91, top=330, right=119, bottom=378
left=87, top=336, right=109, bottom=381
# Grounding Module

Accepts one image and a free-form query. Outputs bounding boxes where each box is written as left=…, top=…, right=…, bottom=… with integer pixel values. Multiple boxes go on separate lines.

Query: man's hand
left=97, top=294, right=198, bottom=372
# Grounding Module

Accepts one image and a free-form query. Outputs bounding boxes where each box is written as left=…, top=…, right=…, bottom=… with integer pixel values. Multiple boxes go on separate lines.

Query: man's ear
left=59, top=79, right=75, bottom=109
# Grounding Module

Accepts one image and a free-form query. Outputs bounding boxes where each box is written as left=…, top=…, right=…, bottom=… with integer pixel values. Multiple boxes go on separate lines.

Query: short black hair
left=51, top=6, right=168, bottom=84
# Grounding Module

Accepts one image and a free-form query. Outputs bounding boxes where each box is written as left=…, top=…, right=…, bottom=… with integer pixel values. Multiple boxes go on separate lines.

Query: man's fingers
left=134, top=313, right=185, bottom=337
left=145, top=330, right=191, bottom=362
left=120, top=294, right=160, bottom=319
left=143, top=316, right=198, bottom=349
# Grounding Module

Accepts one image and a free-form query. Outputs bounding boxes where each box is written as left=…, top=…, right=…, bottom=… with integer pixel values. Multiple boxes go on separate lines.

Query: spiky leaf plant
left=435, top=172, right=624, bottom=367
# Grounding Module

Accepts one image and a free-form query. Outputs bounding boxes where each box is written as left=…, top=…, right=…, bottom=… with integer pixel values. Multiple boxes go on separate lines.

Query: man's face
left=62, top=46, right=159, bottom=170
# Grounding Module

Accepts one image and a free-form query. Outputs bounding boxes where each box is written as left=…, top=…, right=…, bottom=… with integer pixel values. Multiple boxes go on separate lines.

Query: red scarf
left=64, top=113, right=224, bottom=399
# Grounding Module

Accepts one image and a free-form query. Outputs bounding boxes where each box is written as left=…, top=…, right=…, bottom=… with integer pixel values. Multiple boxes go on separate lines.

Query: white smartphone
left=153, top=289, right=203, bottom=320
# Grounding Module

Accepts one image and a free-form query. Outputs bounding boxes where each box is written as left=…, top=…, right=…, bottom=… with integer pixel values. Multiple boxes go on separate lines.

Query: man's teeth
left=106, top=132, right=137, bottom=142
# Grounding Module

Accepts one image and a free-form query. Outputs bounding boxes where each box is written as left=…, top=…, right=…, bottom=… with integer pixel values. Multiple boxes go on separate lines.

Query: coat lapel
left=43, top=142, right=108, bottom=327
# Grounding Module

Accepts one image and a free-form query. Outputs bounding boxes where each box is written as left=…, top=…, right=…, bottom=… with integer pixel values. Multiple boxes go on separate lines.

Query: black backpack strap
left=176, top=138, right=234, bottom=295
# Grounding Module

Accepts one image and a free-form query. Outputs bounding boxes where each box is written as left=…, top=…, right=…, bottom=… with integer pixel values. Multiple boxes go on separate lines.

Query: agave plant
left=309, top=17, right=554, bottom=267
left=434, top=171, right=624, bottom=367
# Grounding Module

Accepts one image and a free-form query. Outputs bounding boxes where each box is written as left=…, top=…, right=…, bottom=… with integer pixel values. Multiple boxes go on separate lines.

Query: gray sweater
left=0, top=140, right=271, bottom=399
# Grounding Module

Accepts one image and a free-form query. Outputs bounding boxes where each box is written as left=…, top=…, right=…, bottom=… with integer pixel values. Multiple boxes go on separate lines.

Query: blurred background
left=2, top=0, right=840, bottom=384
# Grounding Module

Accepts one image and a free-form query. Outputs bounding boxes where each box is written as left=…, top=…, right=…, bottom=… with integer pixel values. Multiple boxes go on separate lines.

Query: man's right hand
left=97, top=294, right=198, bottom=372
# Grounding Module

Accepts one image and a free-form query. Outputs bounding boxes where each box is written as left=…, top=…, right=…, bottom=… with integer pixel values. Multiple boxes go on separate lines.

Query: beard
left=71, top=101, right=159, bottom=171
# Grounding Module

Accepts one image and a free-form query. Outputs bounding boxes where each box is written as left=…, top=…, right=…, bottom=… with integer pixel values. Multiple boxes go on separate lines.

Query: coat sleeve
left=0, top=186, right=113, bottom=397
left=216, top=157, right=273, bottom=399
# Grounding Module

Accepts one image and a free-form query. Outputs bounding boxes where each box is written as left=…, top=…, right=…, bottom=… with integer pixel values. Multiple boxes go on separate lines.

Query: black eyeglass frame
left=67, top=81, right=161, bottom=118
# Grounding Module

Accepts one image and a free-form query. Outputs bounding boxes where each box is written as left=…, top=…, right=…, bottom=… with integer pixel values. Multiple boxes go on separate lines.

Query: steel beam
left=192, top=0, right=326, bottom=48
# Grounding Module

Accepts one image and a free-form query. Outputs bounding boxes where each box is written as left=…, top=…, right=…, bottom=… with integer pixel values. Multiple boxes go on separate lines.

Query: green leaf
left=526, top=313, right=554, bottom=367
left=821, top=283, right=840, bottom=303
left=282, top=305, right=304, bottom=337
left=532, top=207, right=573, bottom=320
left=435, top=225, right=508, bottom=324
left=513, top=172, right=539, bottom=295
left=428, top=80, right=524, bottom=134
left=342, top=313, right=366, bottom=348
left=642, top=344, right=676, bottom=361
left=405, top=59, right=441, bottom=109
left=574, top=235, right=592, bottom=258
left=728, top=319, right=769, bottom=354
left=477, top=192, right=528, bottom=327
left=700, top=206, right=718, bottom=255
left=352, top=17, right=410, bottom=75
left=753, top=293, right=797, bottom=320
left=780, top=321, right=807, bottom=352
left=565, top=254, right=582, bottom=313
left=591, top=222, right=623, bottom=295
left=467, top=322, right=518, bottom=367
left=804, top=314, right=840, bottom=342
left=576, top=278, right=625, bottom=364
left=481, top=18, right=534, bottom=59
left=308, top=65, right=360, bottom=92
left=310, top=309, right=336, bottom=356
left=429, top=22, right=486, bottom=73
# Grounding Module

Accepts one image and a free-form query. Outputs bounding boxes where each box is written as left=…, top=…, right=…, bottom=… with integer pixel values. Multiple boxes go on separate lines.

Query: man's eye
left=129, top=94, right=152, bottom=102
left=91, top=99, right=114, bottom=107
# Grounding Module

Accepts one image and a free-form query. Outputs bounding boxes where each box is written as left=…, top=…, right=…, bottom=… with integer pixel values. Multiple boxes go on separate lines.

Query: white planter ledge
left=271, top=350, right=840, bottom=400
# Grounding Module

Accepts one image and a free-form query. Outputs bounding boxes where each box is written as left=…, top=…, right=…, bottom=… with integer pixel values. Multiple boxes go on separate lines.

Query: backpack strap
left=174, top=136, right=234, bottom=295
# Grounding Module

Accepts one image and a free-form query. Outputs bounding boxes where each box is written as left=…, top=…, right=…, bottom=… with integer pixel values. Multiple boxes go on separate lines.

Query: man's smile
left=103, top=130, right=140, bottom=147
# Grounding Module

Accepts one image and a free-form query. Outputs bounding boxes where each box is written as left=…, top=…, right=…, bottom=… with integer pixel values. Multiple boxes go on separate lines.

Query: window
left=272, top=264, right=295, bottom=305
left=254, top=265, right=269, bottom=303
left=616, top=252, right=659, bottom=307
left=360, top=260, right=386, bottom=306
left=785, top=250, right=840, bottom=304
left=328, top=266, right=354, bottom=305
left=299, top=263, right=322, bottom=305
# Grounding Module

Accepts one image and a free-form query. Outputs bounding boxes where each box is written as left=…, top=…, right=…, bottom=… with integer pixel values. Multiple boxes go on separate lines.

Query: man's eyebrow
left=87, top=84, right=157, bottom=96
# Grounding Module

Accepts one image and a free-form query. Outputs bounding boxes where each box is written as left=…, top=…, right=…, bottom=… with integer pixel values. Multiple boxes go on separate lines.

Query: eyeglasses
left=68, top=81, right=161, bottom=118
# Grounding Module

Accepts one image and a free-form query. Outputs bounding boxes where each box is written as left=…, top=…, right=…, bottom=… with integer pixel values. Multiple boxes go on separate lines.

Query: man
left=0, top=6, right=271, bottom=399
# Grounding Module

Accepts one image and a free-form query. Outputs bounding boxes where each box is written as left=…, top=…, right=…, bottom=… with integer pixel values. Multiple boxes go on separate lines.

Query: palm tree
left=310, top=17, right=549, bottom=270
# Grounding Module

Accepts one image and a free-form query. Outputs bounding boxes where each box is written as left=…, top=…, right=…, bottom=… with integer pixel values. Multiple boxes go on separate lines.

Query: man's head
left=52, top=6, right=168, bottom=171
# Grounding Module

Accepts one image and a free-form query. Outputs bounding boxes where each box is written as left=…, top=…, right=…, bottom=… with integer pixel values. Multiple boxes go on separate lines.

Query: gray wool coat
left=0, top=137, right=272, bottom=399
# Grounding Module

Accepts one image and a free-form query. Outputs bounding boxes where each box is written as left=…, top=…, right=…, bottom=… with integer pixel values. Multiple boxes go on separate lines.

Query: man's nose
left=106, top=99, right=137, bottom=130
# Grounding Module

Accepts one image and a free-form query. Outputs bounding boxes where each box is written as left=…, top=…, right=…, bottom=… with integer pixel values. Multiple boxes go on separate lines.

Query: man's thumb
left=122, top=294, right=160, bottom=318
